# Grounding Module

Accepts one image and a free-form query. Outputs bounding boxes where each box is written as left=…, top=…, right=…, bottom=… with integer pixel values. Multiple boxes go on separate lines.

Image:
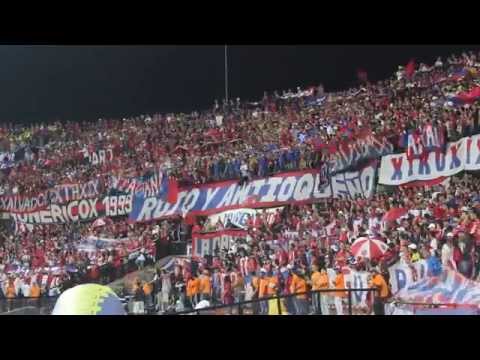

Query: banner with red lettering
left=328, top=132, right=392, bottom=175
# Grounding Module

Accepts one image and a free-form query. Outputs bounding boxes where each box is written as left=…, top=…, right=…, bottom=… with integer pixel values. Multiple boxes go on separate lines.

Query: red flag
left=167, top=176, right=179, bottom=204
left=382, top=208, right=408, bottom=222
left=456, top=86, right=480, bottom=104
left=405, top=59, right=416, bottom=78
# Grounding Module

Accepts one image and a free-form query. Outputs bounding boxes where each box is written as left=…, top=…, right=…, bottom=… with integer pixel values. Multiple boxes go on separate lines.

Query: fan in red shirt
left=334, top=244, right=348, bottom=268
left=470, top=219, right=480, bottom=246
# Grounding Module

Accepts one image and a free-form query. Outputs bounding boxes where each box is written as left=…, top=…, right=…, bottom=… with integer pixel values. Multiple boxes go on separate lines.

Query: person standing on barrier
left=369, top=267, right=389, bottom=315
left=333, top=268, right=346, bottom=315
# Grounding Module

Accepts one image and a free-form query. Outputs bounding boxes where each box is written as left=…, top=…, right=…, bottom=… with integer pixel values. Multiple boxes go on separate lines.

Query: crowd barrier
left=0, top=296, right=58, bottom=315
left=162, top=288, right=378, bottom=316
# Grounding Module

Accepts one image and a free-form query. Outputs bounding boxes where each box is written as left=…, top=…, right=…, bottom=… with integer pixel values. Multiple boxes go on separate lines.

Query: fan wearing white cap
left=407, top=243, right=421, bottom=263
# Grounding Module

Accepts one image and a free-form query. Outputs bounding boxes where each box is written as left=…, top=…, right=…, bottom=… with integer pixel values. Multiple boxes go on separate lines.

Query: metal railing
left=0, top=254, right=156, bottom=314
left=0, top=296, right=59, bottom=315
left=162, top=288, right=378, bottom=316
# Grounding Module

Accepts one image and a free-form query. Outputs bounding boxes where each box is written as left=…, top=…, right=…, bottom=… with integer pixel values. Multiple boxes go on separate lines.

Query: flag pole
left=225, top=45, right=229, bottom=103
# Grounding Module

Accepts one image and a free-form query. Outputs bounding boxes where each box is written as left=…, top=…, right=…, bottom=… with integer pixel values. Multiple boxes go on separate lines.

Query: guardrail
left=162, top=287, right=378, bottom=315
left=0, top=296, right=59, bottom=315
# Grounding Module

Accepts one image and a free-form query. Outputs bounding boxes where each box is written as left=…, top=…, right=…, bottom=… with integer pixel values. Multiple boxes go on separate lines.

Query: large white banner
left=207, top=207, right=282, bottom=229
left=379, top=134, right=480, bottom=185
left=344, top=270, right=370, bottom=308
left=388, top=260, right=429, bottom=294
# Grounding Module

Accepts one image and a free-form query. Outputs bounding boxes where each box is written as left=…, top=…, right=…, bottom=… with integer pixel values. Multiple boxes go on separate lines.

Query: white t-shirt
left=353, top=218, right=363, bottom=237
left=240, top=164, right=249, bottom=177
left=21, top=283, right=31, bottom=297
left=441, top=243, right=452, bottom=266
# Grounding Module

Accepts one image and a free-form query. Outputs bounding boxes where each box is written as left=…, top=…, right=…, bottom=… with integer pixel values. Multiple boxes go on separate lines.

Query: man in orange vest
left=143, top=280, right=154, bottom=311
left=258, top=269, right=269, bottom=315
left=266, top=271, right=278, bottom=297
left=186, top=274, right=200, bottom=308
left=193, top=275, right=201, bottom=306
left=29, top=280, right=41, bottom=307
left=291, top=269, right=308, bottom=315
left=5, top=278, right=16, bottom=312
left=199, top=269, right=212, bottom=301
left=369, top=267, right=389, bottom=315
left=30, top=282, right=41, bottom=298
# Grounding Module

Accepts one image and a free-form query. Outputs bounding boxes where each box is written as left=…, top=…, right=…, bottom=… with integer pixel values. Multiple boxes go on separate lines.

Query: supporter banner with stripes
left=388, top=260, right=429, bottom=294
left=395, top=269, right=480, bottom=305
left=379, top=134, right=480, bottom=185
left=191, top=229, right=248, bottom=258
left=129, top=163, right=377, bottom=223
left=9, top=194, right=132, bottom=225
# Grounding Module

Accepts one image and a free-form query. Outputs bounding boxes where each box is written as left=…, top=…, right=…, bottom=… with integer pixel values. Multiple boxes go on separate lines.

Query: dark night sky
left=1, top=45, right=480, bottom=124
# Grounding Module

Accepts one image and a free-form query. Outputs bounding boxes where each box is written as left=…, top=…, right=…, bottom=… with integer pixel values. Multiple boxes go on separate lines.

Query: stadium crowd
left=125, top=172, right=480, bottom=315
left=1, top=49, right=480, bottom=314
left=1, top=50, right=479, bottom=195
